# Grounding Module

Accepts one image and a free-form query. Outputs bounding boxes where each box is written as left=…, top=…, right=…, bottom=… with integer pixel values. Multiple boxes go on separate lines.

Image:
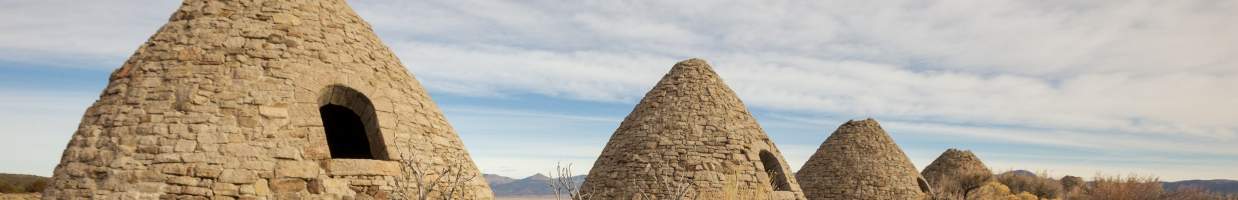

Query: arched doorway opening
left=917, top=176, right=934, bottom=195
left=318, top=85, right=387, bottom=160
left=760, top=150, right=791, bottom=191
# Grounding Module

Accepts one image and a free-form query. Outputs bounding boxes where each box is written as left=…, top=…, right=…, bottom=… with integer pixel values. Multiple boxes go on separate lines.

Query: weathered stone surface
left=219, top=170, right=257, bottom=184
left=326, top=159, right=401, bottom=176
left=0, top=193, right=41, bottom=200
left=253, top=179, right=271, bottom=196
left=43, top=0, right=492, bottom=199
left=275, top=161, right=320, bottom=178
left=258, top=105, right=289, bottom=118
left=321, top=179, right=355, bottom=196
left=269, top=178, right=307, bottom=193
left=580, top=59, right=806, bottom=200
left=213, top=182, right=240, bottom=197
left=795, top=119, right=929, bottom=200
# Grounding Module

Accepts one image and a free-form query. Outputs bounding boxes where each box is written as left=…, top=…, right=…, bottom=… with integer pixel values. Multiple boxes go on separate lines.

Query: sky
left=1, top=0, right=1236, bottom=181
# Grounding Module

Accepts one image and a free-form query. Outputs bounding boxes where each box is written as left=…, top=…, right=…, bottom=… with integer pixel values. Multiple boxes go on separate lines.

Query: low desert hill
left=486, top=174, right=586, bottom=196
left=1164, top=179, right=1238, bottom=194
left=0, top=173, right=48, bottom=194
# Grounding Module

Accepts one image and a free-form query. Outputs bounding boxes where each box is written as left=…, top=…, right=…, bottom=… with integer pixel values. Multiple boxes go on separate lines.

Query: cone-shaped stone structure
left=44, top=1, right=491, bottom=199
left=921, top=148, right=993, bottom=194
left=796, top=119, right=929, bottom=199
left=581, top=59, right=806, bottom=200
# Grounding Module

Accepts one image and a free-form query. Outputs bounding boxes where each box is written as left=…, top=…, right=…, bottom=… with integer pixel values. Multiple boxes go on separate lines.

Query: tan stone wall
left=922, top=148, right=993, bottom=195
left=580, top=59, right=806, bottom=200
left=795, top=119, right=928, bottom=200
left=922, top=149, right=992, bottom=180
left=43, top=0, right=491, bottom=199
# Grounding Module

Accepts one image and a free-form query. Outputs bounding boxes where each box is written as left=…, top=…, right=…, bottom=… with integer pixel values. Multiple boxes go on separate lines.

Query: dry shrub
left=547, top=163, right=591, bottom=200
left=1077, top=174, right=1163, bottom=200
left=995, top=170, right=1062, bottom=199
left=930, top=171, right=993, bottom=199
left=1066, top=174, right=1237, bottom=200
left=1061, top=175, right=1084, bottom=192
left=397, top=160, right=479, bottom=200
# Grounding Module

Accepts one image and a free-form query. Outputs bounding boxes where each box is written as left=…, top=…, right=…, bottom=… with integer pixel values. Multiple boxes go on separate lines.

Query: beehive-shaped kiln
left=581, top=59, right=805, bottom=200
left=796, top=119, right=929, bottom=199
left=44, top=1, right=491, bottom=199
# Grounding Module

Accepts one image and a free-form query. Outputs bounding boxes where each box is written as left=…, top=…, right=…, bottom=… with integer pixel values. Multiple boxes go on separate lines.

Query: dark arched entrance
left=760, top=150, right=792, bottom=191
left=320, top=104, right=374, bottom=159
left=318, top=85, right=388, bottom=160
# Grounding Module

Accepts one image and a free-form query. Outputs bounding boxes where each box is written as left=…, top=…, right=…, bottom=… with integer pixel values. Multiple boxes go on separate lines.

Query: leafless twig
left=399, top=159, right=477, bottom=200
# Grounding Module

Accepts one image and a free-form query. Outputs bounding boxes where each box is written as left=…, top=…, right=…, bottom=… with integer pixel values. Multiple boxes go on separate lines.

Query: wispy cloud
left=0, top=0, right=1234, bottom=180
left=0, top=1, right=180, bottom=67
left=444, top=106, right=621, bottom=123
left=350, top=0, right=1238, bottom=142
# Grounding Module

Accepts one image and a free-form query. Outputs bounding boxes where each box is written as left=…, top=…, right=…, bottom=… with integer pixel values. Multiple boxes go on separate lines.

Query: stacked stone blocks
left=796, top=119, right=929, bottom=200
left=581, top=59, right=806, bottom=200
left=44, top=0, right=491, bottom=199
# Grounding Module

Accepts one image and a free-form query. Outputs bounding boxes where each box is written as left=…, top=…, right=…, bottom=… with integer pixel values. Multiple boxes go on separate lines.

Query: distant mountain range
left=1001, top=169, right=1038, bottom=177
left=1164, top=179, right=1238, bottom=194
left=994, top=170, right=1238, bottom=195
left=485, top=173, right=586, bottom=196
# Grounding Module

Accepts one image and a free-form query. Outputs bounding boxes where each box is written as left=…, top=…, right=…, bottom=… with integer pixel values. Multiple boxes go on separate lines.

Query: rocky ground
left=0, top=193, right=40, bottom=200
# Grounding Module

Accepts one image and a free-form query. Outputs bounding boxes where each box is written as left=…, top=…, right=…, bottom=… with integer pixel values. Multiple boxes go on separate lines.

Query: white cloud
left=388, top=38, right=1238, bottom=142
left=0, top=0, right=180, bottom=67
left=355, top=0, right=1237, bottom=75
left=349, top=0, right=1238, bottom=143
left=392, top=41, right=674, bottom=102
left=1, top=0, right=1235, bottom=179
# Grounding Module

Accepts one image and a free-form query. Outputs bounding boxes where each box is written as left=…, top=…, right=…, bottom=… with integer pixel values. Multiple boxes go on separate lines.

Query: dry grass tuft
left=1068, top=174, right=1235, bottom=200
left=995, top=170, right=1062, bottom=199
left=1073, top=174, right=1163, bottom=200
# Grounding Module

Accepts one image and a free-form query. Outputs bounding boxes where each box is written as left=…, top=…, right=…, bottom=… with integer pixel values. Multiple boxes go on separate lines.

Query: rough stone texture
left=580, top=59, right=806, bottom=200
left=42, top=0, right=491, bottom=199
left=795, top=119, right=929, bottom=200
left=0, top=193, right=41, bottom=200
left=921, top=148, right=993, bottom=196
left=326, top=159, right=402, bottom=176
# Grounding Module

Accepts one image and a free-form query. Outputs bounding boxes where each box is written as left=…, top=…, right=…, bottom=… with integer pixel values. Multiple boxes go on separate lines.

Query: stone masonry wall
left=921, top=148, right=993, bottom=195
left=580, top=59, right=806, bottom=200
left=795, top=119, right=927, bottom=200
left=43, top=0, right=491, bottom=199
